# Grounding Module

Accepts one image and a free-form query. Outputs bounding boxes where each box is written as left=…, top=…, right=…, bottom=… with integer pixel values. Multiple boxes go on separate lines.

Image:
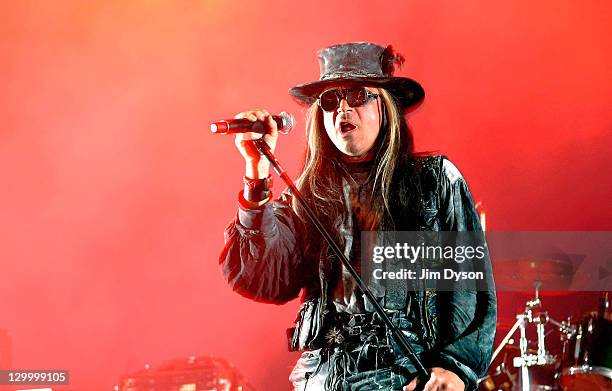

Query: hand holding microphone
left=212, top=109, right=291, bottom=180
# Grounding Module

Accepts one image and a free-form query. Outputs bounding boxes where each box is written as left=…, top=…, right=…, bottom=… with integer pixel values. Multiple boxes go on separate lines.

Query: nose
left=337, top=97, right=352, bottom=113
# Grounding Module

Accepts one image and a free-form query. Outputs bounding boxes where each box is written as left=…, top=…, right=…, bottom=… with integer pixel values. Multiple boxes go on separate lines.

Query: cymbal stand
left=487, top=282, right=559, bottom=391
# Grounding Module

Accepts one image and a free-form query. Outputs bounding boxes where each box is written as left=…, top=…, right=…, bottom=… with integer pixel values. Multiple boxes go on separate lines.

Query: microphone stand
left=252, top=138, right=429, bottom=381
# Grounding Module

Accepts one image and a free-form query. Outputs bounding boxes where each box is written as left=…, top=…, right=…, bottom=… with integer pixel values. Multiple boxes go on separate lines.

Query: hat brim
left=289, top=76, right=424, bottom=112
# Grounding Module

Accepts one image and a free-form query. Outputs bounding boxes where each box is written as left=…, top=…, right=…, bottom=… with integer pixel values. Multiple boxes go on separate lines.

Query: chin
left=335, top=141, right=367, bottom=157
left=342, top=149, right=361, bottom=157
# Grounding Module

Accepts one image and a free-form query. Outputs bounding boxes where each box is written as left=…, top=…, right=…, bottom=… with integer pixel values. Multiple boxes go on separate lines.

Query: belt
left=324, top=311, right=403, bottom=347
left=321, top=312, right=400, bottom=373
left=343, top=312, right=385, bottom=336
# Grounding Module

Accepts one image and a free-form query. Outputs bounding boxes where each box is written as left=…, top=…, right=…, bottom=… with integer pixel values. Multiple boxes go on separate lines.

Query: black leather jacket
left=220, top=155, right=497, bottom=390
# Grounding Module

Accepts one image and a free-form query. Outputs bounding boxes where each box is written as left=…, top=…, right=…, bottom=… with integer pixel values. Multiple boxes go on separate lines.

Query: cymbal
left=493, top=256, right=574, bottom=290
left=498, top=290, right=575, bottom=296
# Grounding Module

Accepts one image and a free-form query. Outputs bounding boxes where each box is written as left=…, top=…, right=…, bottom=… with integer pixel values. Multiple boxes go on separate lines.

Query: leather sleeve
left=219, top=191, right=311, bottom=304
left=425, top=158, right=497, bottom=391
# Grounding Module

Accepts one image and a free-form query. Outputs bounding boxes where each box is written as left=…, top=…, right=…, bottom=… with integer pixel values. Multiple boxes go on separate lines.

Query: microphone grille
left=279, top=111, right=295, bottom=134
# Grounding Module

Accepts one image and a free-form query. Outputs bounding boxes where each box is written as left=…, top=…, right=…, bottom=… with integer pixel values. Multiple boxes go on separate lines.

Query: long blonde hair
left=293, top=88, right=414, bottom=230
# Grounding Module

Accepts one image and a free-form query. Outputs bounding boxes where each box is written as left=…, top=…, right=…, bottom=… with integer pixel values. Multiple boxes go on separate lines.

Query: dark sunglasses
left=318, top=87, right=379, bottom=112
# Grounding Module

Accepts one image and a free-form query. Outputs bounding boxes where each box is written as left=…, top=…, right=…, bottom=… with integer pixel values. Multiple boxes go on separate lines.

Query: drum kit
left=479, top=257, right=612, bottom=391
left=116, top=355, right=254, bottom=391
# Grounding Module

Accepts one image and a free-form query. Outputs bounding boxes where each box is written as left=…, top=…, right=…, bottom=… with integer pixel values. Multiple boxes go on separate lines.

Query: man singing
left=220, top=42, right=496, bottom=391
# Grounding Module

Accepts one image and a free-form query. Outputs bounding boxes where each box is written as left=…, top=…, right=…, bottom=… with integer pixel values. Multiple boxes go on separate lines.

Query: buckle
left=348, top=313, right=370, bottom=327
left=348, top=326, right=363, bottom=336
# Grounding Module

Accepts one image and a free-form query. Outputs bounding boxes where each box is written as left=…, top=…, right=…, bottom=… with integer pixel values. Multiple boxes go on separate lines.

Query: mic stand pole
left=252, top=138, right=429, bottom=381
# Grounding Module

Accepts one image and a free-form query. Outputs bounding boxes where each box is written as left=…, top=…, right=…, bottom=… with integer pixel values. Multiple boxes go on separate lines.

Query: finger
left=236, top=131, right=262, bottom=143
left=259, top=109, right=272, bottom=124
left=423, top=372, right=439, bottom=391
left=253, top=110, right=267, bottom=122
left=234, top=112, right=258, bottom=122
left=264, top=111, right=279, bottom=135
left=252, top=111, right=277, bottom=135
left=404, top=377, right=418, bottom=391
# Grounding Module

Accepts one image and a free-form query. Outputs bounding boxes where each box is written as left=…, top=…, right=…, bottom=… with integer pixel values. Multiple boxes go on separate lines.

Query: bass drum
left=515, top=364, right=560, bottom=391
left=479, top=363, right=514, bottom=391
left=559, top=313, right=612, bottom=390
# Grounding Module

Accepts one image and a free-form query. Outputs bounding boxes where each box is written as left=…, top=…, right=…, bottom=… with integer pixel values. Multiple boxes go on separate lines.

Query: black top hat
left=289, top=42, right=424, bottom=111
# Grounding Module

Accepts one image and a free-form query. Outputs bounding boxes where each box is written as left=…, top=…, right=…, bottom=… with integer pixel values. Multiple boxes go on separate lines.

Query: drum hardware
left=476, top=290, right=612, bottom=391
left=483, top=252, right=611, bottom=390
left=555, top=318, right=576, bottom=341
left=557, top=291, right=612, bottom=390
left=485, top=280, right=565, bottom=391
left=599, top=291, right=611, bottom=321
left=513, top=284, right=560, bottom=391
left=486, top=256, right=596, bottom=390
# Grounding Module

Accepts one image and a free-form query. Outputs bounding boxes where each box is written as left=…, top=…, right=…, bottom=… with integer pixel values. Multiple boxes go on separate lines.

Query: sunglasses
left=318, top=87, right=379, bottom=112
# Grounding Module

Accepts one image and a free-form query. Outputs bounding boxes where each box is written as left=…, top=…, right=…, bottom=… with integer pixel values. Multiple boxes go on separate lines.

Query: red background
left=1, top=1, right=610, bottom=390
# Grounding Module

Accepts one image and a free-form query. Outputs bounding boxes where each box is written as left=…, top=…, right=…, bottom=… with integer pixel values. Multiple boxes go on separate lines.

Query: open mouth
left=339, top=121, right=356, bottom=134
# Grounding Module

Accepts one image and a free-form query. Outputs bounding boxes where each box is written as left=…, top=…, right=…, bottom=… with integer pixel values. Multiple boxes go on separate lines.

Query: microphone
left=210, top=112, right=295, bottom=135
